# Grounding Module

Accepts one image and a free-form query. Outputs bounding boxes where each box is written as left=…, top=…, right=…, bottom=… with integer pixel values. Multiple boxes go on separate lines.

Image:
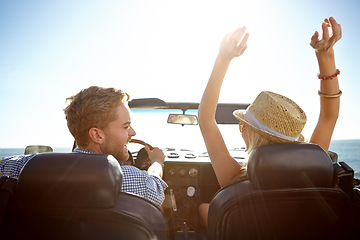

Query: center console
left=163, top=156, right=220, bottom=239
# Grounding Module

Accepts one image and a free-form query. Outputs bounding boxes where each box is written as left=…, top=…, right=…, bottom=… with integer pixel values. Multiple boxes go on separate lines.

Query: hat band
left=243, top=109, right=300, bottom=141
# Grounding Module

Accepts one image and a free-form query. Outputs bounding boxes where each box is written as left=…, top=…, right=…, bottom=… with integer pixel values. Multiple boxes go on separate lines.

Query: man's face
left=100, top=103, right=136, bottom=161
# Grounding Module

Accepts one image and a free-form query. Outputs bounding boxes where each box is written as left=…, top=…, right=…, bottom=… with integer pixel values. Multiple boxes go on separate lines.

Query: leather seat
left=1, top=152, right=169, bottom=240
left=208, top=143, right=356, bottom=240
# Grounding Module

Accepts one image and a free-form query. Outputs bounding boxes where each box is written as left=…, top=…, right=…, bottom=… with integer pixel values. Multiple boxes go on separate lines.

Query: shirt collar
left=73, top=148, right=97, bottom=155
left=72, top=148, right=130, bottom=166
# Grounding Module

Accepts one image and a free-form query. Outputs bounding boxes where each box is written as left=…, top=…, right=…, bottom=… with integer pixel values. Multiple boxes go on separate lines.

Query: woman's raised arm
left=198, top=27, right=249, bottom=187
left=310, top=17, right=342, bottom=151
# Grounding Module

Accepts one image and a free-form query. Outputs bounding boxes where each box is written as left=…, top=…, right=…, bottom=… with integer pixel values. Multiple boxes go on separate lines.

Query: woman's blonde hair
left=245, top=124, right=278, bottom=153
left=64, top=86, right=130, bottom=147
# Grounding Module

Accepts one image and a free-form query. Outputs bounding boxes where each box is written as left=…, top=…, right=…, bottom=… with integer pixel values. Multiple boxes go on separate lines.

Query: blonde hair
left=64, top=86, right=130, bottom=147
left=245, top=124, right=278, bottom=153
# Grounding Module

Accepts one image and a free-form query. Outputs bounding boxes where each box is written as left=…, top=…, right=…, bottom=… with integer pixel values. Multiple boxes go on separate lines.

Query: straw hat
left=233, top=91, right=307, bottom=143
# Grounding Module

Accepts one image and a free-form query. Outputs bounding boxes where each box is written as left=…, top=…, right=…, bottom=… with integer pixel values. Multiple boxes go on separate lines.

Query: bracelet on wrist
left=318, top=90, right=342, bottom=98
left=317, top=69, right=340, bottom=80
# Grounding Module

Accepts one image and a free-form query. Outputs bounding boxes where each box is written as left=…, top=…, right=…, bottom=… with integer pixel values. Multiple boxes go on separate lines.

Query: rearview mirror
left=167, top=114, right=198, bottom=125
left=24, top=145, right=53, bottom=155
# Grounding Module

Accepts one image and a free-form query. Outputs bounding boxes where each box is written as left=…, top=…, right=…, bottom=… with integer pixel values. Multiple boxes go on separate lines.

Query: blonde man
left=1, top=86, right=167, bottom=207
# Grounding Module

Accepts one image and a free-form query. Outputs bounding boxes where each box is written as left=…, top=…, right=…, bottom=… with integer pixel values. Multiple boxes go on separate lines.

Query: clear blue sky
left=1, top=0, right=359, bottom=148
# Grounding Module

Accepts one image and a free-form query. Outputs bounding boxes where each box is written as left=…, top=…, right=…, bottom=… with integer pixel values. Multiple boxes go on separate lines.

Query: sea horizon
left=1, top=138, right=359, bottom=151
left=1, top=139, right=359, bottom=179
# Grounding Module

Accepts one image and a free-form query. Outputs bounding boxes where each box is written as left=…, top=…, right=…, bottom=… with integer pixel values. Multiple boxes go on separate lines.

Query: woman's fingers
left=236, top=27, right=247, bottom=43
left=238, top=44, right=248, bottom=56
left=238, top=32, right=249, bottom=56
left=322, top=22, right=330, bottom=40
left=311, top=17, right=342, bottom=51
left=229, top=27, right=246, bottom=46
left=330, top=17, right=342, bottom=41
left=339, top=24, right=342, bottom=39
left=326, top=17, right=342, bottom=47
left=310, top=31, right=319, bottom=48
left=239, top=32, right=250, bottom=46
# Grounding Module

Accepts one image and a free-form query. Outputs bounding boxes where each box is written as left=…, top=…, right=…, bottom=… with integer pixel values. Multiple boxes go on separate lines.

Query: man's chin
left=114, top=152, right=129, bottom=162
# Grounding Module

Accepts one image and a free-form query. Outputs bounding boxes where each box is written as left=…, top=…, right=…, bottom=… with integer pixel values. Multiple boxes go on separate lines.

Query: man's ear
left=88, top=128, right=105, bottom=144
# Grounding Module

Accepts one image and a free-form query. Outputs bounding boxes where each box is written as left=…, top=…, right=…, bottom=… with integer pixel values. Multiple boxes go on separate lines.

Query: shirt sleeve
left=120, top=165, right=168, bottom=207
left=0, top=154, right=36, bottom=179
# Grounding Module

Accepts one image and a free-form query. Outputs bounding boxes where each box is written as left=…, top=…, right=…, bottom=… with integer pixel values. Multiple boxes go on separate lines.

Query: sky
left=0, top=0, right=360, bottom=148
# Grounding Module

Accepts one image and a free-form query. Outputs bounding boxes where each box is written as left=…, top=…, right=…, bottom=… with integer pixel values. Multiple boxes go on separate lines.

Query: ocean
left=0, top=147, right=72, bottom=158
left=1, top=140, right=359, bottom=179
left=329, top=139, right=360, bottom=179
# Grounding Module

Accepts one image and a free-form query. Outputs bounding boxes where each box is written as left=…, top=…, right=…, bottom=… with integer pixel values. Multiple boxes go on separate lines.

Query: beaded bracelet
left=318, top=90, right=342, bottom=98
left=317, top=69, right=340, bottom=80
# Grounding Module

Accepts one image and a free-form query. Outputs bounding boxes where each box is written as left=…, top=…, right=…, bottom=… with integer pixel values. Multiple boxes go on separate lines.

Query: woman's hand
left=310, top=17, right=342, bottom=54
left=218, top=26, right=249, bottom=61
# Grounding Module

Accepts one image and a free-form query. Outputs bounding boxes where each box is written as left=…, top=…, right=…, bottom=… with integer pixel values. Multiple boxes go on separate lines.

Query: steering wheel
left=130, top=139, right=154, bottom=170
left=134, top=148, right=152, bottom=170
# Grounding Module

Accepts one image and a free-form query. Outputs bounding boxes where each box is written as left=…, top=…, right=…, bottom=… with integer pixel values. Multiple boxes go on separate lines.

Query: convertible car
left=0, top=98, right=359, bottom=240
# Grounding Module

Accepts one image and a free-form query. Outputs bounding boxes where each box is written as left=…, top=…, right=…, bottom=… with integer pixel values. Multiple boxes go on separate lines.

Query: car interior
left=0, top=98, right=359, bottom=239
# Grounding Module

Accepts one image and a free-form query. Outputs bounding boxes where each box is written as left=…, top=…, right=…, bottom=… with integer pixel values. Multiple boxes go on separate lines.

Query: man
left=0, top=86, right=167, bottom=207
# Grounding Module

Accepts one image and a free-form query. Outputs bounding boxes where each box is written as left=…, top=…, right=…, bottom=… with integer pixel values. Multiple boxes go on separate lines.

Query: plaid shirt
left=0, top=149, right=168, bottom=207
left=0, top=154, right=36, bottom=178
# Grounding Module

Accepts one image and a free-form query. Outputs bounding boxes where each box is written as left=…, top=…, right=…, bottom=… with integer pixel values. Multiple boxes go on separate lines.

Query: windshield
left=128, top=109, right=246, bottom=155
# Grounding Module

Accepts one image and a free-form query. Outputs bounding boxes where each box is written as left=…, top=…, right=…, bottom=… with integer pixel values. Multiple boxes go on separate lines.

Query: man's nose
left=130, top=126, right=136, bottom=136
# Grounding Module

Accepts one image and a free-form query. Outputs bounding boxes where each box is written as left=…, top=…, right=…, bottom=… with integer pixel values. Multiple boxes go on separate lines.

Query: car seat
left=207, top=143, right=356, bottom=240
left=0, top=152, right=169, bottom=240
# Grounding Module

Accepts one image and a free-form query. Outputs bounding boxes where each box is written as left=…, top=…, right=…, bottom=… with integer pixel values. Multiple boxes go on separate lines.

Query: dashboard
left=160, top=148, right=247, bottom=234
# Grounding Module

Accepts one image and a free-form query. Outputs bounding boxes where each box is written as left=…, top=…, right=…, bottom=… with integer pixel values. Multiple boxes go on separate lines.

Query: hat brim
left=233, top=109, right=305, bottom=143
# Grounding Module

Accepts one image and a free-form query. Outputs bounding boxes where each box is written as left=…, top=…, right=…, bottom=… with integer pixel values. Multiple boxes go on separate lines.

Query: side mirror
left=328, top=151, right=338, bottom=163
left=24, top=145, right=53, bottom=155
left=167, top=114, right=198, bottom=125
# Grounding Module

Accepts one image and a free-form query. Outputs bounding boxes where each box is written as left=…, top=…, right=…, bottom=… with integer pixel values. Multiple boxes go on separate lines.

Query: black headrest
left=16, top=152, right=122, bottom=208
left=247, top=143, right=334, bottom=189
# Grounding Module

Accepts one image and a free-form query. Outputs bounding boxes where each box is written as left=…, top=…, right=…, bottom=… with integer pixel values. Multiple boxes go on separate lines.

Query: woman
left=198, top=16, right=342, bottom=227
